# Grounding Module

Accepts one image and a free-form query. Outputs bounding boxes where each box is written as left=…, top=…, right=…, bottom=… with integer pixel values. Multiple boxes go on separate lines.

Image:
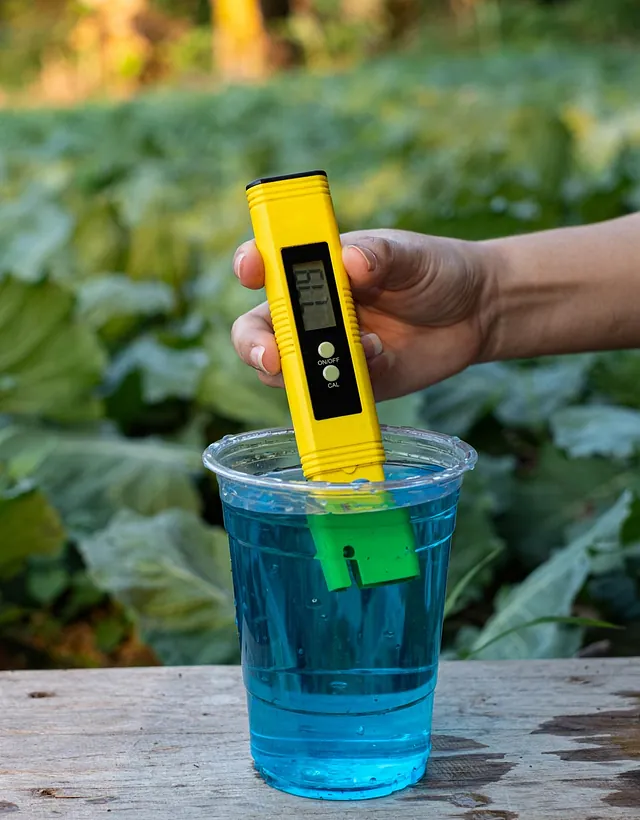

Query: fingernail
left=233, top=251, right=245, bottom=279
left=361, top=333, right=383, bottom=360
left=250, top=345, right=269, bottom=374
left=346, top=245, right=377, bottom=272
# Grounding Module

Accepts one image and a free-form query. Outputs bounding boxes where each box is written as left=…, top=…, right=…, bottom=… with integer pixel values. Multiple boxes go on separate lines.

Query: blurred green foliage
left=2, top=46, right=640, bottom=667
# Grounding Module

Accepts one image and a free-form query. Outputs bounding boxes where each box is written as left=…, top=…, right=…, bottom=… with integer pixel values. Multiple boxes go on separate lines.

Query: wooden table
left=1, top=659, right=639, bottom=819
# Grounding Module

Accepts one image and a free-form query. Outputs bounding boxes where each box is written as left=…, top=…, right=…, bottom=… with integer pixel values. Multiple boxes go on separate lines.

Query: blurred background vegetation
left=1, top=0, right=640, bottom=670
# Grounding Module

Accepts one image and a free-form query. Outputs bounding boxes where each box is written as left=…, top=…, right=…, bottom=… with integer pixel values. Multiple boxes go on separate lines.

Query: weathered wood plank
left=0, top=659, right=639, bottom=818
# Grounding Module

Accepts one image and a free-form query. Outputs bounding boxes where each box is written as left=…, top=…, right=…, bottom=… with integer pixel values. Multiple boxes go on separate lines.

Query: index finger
left=233, top=240, right=265, bottom=290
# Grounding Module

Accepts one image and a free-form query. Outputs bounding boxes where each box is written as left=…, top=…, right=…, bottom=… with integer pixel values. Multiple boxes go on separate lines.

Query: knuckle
left=372, top=237, right=396, bottom=270
left=230, top=316, right=246, bottom=349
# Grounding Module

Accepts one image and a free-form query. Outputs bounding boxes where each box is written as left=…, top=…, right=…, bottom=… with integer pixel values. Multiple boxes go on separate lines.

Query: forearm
left=482, top=213, right=640, bottom=361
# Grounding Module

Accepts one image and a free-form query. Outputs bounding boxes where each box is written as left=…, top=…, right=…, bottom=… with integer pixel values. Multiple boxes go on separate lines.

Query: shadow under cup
left=203, top=426, right=477, bottom=801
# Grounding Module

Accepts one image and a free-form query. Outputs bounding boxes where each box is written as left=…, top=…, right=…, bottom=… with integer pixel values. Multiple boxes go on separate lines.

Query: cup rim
left=203, top=425, right=477, bottom=496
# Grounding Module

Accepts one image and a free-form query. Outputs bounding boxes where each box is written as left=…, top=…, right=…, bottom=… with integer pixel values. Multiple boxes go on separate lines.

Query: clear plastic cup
left=203, top=425, right=476, bottom=801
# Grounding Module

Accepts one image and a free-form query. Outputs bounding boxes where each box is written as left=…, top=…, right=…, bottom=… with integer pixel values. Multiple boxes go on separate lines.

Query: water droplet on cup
left=356, top=726, right=365, bottom=735
left=297, top=648, right=304, bottom=656
left=384, top=630, right=394, bottom=639
left=307, top=597, right=321, bottom=608
left=369, top=777, right=377, bottom=784
left=330, top=681, right=348, bottom=692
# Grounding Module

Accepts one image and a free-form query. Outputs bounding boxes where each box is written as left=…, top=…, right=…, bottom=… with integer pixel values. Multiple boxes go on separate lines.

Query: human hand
left=231, top=229, right=497, bottom=401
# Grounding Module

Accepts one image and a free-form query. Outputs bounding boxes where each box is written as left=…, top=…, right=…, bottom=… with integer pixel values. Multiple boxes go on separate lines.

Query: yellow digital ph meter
left=246, top=170, right=419, bottom=592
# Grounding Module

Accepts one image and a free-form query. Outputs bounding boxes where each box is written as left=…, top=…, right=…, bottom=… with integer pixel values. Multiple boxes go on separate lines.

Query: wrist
left=477, top=233, right=570, bottom=362
left=475, top=231, right=581, bottom=363
left=474, top=238, right=508, bottom=363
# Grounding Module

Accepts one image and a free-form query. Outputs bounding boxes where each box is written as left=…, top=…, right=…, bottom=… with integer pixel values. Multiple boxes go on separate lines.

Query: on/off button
left=318, top=341, right=335, bottom=358
left=323, top=365, right=340, bottom=382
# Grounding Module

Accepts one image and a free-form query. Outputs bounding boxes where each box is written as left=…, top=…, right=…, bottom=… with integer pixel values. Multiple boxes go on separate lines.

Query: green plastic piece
left=309, top=505, right=420, bottom=592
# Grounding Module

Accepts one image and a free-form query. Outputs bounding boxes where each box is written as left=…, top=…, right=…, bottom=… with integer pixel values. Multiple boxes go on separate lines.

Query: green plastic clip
left=309, top=503, right=419, bottom=592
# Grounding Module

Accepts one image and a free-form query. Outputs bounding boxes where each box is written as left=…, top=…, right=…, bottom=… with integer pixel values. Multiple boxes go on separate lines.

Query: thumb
left=341, top=230, right=428, bottom=293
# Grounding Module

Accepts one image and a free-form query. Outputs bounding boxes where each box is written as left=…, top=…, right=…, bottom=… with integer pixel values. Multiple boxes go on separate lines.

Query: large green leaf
left=192, top=261, right=261, bottom=327
left=496, top=356, right=593, bottom=427
left=0, top=426, right=202, bottom=534
left=76, top=275, right=175, bottom=330
left=470, top=493, right=631, bottom=660
left=78, top=509, right=238, bottom=665
left=72, top=199, right=126, bottom=277
left=469, top=616, right=621, bottom=658
left=0, top=277, right=106, bottom=421
left=0, top=481, right=65, bottom=577
left=106, top=336, right=209, bottom=404
left=112, top=163, right=170, bottom=228
left=422, top=362, right=510, bottom=436
left=126, top=211, right=192, bottom=285
left=551, top=405, right=640, bottom=458
left=500, top=444, right=632, bottom=567
left=423, top=357, right=592, bottom=437
left=198, top=325, right=290, bottom=428
left=0, top=190, right=73, bottom=283
left=591, top=351, right=640, bottom=409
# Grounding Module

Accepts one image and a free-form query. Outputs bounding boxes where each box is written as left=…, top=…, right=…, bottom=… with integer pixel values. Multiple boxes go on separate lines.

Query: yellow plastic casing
left=246, top=171, right=385, bottom=484
left=246, top=170, right=419, bottom=592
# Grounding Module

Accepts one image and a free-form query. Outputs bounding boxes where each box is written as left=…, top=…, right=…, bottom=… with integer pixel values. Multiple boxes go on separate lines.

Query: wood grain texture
left=1, top=659, right=639, bottom=819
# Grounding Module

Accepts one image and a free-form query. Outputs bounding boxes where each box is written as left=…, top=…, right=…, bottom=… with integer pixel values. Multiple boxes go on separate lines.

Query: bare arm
left=484, top=213, right=640, bottom=361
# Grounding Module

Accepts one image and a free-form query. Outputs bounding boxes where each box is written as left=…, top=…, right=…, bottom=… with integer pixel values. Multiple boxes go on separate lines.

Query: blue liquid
left=223, top=465, right=459, bottom=800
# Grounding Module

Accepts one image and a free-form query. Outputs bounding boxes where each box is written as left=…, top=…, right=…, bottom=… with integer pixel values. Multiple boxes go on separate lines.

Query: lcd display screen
left=292, top=260, right=337, bottom=332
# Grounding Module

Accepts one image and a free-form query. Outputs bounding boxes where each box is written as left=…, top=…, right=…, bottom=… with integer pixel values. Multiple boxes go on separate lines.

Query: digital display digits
left=292, top=261, right=337, bottom=332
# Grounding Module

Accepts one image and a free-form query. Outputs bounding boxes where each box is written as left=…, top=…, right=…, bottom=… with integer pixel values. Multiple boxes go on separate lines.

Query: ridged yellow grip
left=247, top=172, right=385, bottom=483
